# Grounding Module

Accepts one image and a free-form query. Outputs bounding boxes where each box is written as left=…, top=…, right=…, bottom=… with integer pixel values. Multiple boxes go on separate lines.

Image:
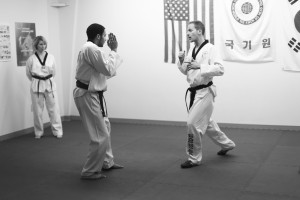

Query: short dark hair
left=189, top=21, right=205, bottom=35
left=86, top=23, right=105, bottom=41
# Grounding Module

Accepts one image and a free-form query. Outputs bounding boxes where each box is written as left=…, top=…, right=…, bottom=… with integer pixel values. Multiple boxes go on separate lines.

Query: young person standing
left=177, top=21, right=236, bottom=168
left=74, top=23, right=123, bottom=180
left=26, top=36, right=63, bottom=139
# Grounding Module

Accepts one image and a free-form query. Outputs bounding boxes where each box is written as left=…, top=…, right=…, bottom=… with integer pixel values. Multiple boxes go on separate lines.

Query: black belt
left=76, top=80, right=107, bottom=117
left=32, top=74, right=53, bottom=97
left=32, top=74, right=52, bottom=80
left=185, top=81, right=213, bottom=112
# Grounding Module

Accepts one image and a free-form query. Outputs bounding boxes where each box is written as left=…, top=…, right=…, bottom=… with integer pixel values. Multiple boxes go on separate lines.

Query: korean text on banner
left=219, top=0, right=275, bottom=63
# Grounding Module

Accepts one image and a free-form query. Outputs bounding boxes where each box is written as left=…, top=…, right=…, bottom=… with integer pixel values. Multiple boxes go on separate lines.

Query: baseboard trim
left=0, top=127, right=33, bottom=142
left=1, top=116, right=299, bottom=142
left=109, top=118, right=186, bottom=127
left=108, top=118, right=300, bottom=131
left=217, top=123, right=300, bottom=131
left=0, top=122, right=51, bottom=142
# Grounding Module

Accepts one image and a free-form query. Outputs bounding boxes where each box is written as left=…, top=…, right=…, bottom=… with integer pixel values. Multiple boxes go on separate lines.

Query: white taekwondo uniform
left=26, top=52, right=63, bottom=138
left=73, top=41, right=122, bottom=176
left=177, top=40, right=235, bottom=164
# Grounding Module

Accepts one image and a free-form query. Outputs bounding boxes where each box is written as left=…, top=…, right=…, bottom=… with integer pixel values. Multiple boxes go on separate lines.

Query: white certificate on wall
left=0, top=24, right=12, bottom=62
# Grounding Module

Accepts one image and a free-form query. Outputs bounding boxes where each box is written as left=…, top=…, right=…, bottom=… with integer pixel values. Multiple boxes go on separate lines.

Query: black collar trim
left=192, top=40, right=208, bottom=60
left=35, top=52, right=48, bottom=66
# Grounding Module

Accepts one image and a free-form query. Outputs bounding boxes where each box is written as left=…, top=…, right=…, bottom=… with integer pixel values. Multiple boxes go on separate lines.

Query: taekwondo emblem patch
left=231, top=0, right=264, bottom=25
left=288, top=0, right=300, bottom=53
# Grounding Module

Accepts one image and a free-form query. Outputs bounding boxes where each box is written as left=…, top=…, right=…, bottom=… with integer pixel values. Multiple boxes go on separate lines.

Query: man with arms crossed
left=178, top=21, right=236, bottom=168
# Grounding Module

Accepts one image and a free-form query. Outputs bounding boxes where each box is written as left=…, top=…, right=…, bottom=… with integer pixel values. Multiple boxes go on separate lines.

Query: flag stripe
left=202, top=0, right=206, bottom=24
left=204, top=1, right=209, bottom=39
left=194, top=0, right=197, bottom=20
left=164, top=19, right=168, bottom=63
left=178, top=21, right=183, bottom=51
left=167, top=20, right=173, bottom=63
left=186, top=22, right=190, bottom=51
left=209, top=0, right=214, bottom=44
left=172, top=21, right=176, bottom=63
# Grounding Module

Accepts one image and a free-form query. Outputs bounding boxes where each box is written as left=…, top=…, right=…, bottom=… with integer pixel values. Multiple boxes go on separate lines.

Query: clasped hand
left=178, top=51, right=200, bottom=70
left=186, top=60, right=200, bottom=70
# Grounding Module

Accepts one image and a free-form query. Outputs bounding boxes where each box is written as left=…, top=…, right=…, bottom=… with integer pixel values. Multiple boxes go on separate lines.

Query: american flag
left=164, top=0, right=215, bottom=63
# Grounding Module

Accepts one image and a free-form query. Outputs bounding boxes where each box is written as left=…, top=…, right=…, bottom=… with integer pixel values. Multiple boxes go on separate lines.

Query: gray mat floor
left=0, top=120, right=300, bottom=200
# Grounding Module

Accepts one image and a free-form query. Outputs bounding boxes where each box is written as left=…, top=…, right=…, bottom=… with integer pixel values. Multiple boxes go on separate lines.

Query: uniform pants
left=74, top=92, right=114, bottom=176
left=30, top=90, right=63, bottom=137
left=186, top=92, right=235, bottom=164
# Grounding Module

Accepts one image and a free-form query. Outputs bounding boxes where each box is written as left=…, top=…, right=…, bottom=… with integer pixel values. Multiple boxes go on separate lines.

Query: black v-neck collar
left=192, top=40, right=208, bottom=60
left=35, top=52, right=48, bottom=66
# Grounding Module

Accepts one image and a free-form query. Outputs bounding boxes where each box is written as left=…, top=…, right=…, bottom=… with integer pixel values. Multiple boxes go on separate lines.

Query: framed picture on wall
left=15, top=22, right=36, bottom=66
left=0, top=24, right=11, bottom=62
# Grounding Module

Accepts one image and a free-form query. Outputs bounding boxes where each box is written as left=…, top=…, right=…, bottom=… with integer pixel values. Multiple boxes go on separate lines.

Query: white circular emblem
left=231, top=0, right=264, bottom=25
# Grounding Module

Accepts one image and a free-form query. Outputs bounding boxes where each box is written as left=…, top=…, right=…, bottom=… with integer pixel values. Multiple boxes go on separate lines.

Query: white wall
left=0, top=0, right=63, bottom=137
left=0, top=0, right=299, bottom=137
left=47, top=0, right=78, bottom=117
left=69, top=0, right=189, bottom=122
left=69, top=0, right=300, bottom=126
left=214, top=1, right=300, bottom=126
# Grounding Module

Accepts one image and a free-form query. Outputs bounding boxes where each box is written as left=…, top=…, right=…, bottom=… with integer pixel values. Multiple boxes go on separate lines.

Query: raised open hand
left=107, top=33, right=118, bottom=51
